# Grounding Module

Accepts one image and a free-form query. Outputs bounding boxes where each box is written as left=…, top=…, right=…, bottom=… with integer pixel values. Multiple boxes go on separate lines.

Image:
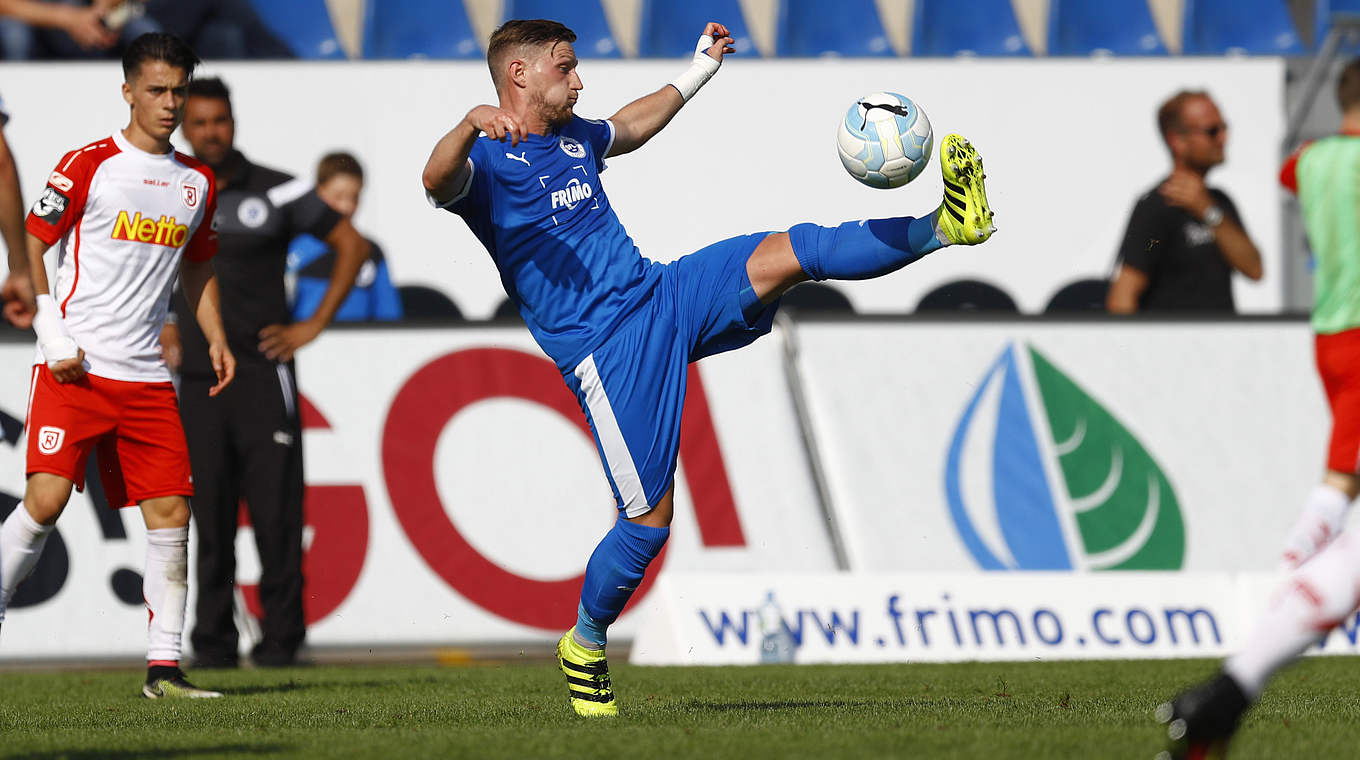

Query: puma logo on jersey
left=550, top=178, right=593, bottom=210
left=111, top=210, right=189, bottom=248
left=505, top=151, right=531, bottom=166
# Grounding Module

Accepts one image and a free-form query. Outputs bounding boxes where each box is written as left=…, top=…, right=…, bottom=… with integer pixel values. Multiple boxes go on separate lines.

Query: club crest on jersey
left=36, top=426, right=65, bottom=455
left=550, top=178, right=594, bottom=210
left=559, top=136, right=586, bottom=159
left=31, top=187, right=67, bottom=224
left=111, top=210, right=189, bottom=247
left=182, top=183, right=199, bottom=208
left=238, top=197, right=269, bottom=228
left=47, top=170, right=73, bottom=193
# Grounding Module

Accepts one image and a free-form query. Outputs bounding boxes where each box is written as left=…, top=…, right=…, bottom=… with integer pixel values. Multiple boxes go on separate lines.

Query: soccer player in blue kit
left=422, top=19, right=995, bottom=717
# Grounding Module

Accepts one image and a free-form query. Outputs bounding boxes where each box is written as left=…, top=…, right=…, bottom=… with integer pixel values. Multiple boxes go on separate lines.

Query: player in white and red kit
left=0, top=33, right=236, bottom=699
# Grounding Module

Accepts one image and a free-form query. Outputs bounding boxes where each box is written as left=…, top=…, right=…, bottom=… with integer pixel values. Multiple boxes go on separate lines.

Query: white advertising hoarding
left=631, top=571, right=1360, bottom=665
left=0, top=318, right=1339, bottom=660
left=793, top=321, right=1329, bottom=574
left=0, top=327, right=831, bottom=659
left=0, top=58, right=1284, bottom=316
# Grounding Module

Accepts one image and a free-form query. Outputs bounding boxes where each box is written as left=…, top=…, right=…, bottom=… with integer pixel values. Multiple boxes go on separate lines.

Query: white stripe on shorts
left=24, top=364, right=38, bottom=435
left=573, top=353, right=650, bottom=518
left=276, top=364, right=297, bottom=419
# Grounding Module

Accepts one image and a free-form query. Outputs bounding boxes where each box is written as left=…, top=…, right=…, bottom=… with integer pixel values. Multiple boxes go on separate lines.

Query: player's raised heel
left=556, top=627, right=618, bottom=717
left=937, top=134, right=996, bottom=246
left=142, top=667, right=223, bottom=699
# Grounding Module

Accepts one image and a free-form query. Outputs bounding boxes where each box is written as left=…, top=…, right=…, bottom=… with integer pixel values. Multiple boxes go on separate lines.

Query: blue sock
left=575, top=518, right=670, bottom=648
left=789, top=214, right=945, bottom=282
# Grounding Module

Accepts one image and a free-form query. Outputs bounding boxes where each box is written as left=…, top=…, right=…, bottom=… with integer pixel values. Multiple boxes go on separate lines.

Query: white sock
left=1226, top=530, right=1360, bottom=699
left=1280, top=484, right=1352, bottom=569
left=144, top=526, right=189, bottom=664
left=0, top=504, right=54, bottom=624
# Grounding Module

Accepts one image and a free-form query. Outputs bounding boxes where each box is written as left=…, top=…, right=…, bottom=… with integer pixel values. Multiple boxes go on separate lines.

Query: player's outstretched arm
left=258, top=219, right=370, bottom=362
left=423, top=105, right=526, bottom=206
left=607, top=23, right=734, bottom=158
left=179, top=257, right=235, bottom=395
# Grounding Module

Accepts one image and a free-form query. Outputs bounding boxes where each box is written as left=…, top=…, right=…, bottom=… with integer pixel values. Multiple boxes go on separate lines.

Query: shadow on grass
left=6, top=744, right=290, bottom=759
left=224, top=678, right=415, bottom=697
left=686, top=699, right=875, bottom=712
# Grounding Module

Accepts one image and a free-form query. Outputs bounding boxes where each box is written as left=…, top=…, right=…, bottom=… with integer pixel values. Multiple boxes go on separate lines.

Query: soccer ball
left=836, top=92, right=933, bottom=189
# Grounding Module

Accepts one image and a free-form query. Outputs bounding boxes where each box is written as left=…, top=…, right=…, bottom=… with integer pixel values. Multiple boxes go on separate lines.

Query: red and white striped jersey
left=26, top=130, right=216, bottom=382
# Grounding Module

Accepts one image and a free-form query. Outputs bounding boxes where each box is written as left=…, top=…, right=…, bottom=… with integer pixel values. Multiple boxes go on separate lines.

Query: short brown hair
left=1157, top=90, right=1210, bottom=141
left=1339, top=58, right=1360, bottom=112
left=316, top=151, right=363, bottom=186
left=486, top=19, right=576, bottom=90
left=123, top=32, right=199, bottom=82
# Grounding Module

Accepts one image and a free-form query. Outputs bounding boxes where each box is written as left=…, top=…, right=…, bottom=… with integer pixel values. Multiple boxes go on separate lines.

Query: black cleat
left=1154, top=672, right=1249, bottom=759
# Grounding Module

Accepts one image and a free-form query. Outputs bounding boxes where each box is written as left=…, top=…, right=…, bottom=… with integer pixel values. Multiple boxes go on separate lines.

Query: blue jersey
left=287, top=233, right=403, bottom=322
left=437, top=115, right=662, bottom=370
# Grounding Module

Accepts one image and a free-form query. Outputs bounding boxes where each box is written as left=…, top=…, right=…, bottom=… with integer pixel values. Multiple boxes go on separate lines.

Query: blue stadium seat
left=776, top=0, right=895, bottom=57
left=639, top=0, right=756, bottom=57
left=1315, top=0, right=1360, bottom=50
left=1047, top=0, right=1167, bottom=56
left=504, top=0, right=621, bottom=57
left=1181, top=0, right=1305, bottom=54
left=912, top=0, right=1031, bottom=56
left=363, top=0, right=481, bottom=59
left=247, top=0, right=346, bottom=59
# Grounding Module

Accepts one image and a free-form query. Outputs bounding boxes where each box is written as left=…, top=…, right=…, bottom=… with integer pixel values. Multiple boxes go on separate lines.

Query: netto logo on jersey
left=945, top=343, right=1185, bottom=571
left=550, top=178, right=593, bottom=210
left=111, top=210, right=189, bottom=248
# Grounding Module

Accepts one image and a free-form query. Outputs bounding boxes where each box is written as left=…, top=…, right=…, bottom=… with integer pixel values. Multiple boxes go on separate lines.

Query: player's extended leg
left=0, top=473, right=74, bottom=630
left=747, top=134, right=995, bottom=302
left=1157, top=527, right=1360, bottom=758
left=139, top=494, right=221, bottom=699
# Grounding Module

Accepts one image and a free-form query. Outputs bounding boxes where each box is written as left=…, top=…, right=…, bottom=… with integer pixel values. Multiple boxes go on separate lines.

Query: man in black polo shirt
left=165, top=77, right=368, bottom=668
left=1107, top=90, right=1263, bottom=313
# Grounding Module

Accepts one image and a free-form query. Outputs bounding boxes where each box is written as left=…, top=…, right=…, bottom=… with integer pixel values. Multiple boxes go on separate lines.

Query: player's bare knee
left=628, top=488, right=675, bottom=528
left=22, top=473, right=75, bottom=525
left=1324, top=470, right=1360, bottom=501
left=140, top=495, right=190, bottom=530
left=746, top=232, right=807, bottom=302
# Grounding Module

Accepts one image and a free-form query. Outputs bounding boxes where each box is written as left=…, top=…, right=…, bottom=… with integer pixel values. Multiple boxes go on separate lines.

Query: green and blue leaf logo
left=945, top=343, right=1184, bottom=570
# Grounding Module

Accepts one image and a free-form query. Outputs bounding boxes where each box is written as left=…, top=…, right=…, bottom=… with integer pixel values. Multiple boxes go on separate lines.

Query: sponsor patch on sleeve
left=47, top=171, right=73, bottom=193
left=30, top=186, right=68, bottom=225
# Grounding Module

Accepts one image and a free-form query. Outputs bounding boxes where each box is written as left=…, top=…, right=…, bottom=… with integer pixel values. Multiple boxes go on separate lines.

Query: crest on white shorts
left=182, top=183, right=199, bottom=208
left=37, top=426, right=65, bottom=455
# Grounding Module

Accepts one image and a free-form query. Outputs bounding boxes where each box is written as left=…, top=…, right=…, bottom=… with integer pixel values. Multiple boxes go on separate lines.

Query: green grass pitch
left=2, top=657, right=1359, bottom=758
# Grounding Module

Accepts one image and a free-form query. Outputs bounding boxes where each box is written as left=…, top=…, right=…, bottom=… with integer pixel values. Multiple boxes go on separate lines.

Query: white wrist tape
left=33, top=294, right=78, bottom=365
left=669, top=34, right=721, bottom=102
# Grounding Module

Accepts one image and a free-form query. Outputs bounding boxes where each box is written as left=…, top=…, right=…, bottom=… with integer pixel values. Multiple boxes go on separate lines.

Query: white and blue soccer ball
left=836, top=92, right=933, bottom=189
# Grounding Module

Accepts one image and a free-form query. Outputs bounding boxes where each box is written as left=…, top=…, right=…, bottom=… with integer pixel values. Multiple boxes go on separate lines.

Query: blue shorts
left=561, top=232, right=778, bottom=517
